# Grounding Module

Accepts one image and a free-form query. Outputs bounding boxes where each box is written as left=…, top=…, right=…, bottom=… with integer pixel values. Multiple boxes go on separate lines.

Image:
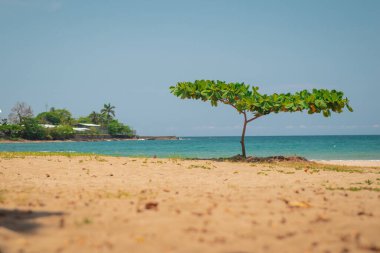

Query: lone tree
left=8, top=102, right=33, bottom=124
left=170, top=80, right=353, bottom=158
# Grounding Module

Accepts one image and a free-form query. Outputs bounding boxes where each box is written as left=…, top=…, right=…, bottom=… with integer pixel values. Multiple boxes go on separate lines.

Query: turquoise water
left=0, top=135, right=380, bottom=160
left=0, top=135, right=379, bottom=160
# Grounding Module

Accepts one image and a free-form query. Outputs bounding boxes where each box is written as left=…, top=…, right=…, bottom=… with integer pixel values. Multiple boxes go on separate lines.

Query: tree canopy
left=36, top=108, right=72, bottom=125
left=170, top=80, right=353, bottom=157
left=8, top=102, right=33, bottom=124
left=101, top=103, right=116, bottom=124
left=107, top=119, right=134, bottom=137
left=89, top=111, right=102, bottom=124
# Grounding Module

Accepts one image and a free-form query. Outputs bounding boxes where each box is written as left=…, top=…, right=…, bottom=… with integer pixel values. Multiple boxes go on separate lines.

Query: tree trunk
left=240, top=115, right=248, bottom=158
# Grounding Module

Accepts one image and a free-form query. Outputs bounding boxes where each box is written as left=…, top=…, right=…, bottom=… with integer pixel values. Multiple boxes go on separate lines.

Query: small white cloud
left=373, top=124, right=380, bottom=128
left=299, top=125, right=306, bottom=129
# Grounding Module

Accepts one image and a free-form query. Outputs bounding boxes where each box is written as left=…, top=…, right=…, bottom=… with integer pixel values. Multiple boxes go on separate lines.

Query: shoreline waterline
left=1, top=135, right=379, bottom=160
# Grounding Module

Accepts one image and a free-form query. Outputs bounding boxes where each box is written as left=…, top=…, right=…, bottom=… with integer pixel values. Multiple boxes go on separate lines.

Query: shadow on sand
left=0, top=208, right=65, bottom=233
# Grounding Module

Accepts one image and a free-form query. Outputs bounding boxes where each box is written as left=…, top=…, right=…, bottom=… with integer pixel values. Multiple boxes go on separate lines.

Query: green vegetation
left=49, top=125, right=75, bottom=140
left=276, top=169, right=295, bottom=174
left=0, top=151, right=95, bottom=158
left=83, top=218, right=92, bottom=224
left=101, top=103, right=116, bottom=125
left=107, top=120, right=134, bottom=137
left=305, top=164, right=363, bottom=173
left=170, top=80, right=352, bottom=157
left=0, top=102, right=136, bottom=141
left=277, top=161, right=374, bottom=173
left=22, top=118, right=47, bottom=140
left=89, top=111, right=102, bottom=124
left=0, top=124, right=23, bottom=139
left=102, top=190, right=131, bottom=199
left=187, top=164, right=214, bottom=170
left=94, top=156, right=108, bottom=162
left=326, top=186, right=380, bottom=192
left=36, top=108, right=73, bottom=125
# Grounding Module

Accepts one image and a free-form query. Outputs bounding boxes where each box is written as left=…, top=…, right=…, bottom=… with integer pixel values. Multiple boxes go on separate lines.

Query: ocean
left=0, top=135, right=379, bottom=160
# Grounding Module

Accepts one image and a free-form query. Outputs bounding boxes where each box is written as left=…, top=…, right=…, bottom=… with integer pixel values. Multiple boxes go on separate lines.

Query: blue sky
left=0, top=0, right=379, bottom=136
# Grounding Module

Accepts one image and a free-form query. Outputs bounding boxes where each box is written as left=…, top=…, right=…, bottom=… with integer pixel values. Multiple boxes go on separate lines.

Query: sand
left=315, top=160, right=380, bottom=167
left=0, top=155, right=379, bottom=253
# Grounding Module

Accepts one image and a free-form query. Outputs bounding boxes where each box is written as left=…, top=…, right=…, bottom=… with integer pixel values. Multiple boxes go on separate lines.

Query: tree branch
left=247, top=115, right=261, bottom=123
left=220, top=99, right=242, bottom=113
left=243, top=111, right=247, bottom=121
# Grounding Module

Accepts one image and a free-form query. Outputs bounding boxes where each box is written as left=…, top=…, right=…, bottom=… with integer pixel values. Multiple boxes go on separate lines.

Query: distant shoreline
left=0, top=136, right=178, bottom=143
left=0, top=139, right=131, bottom=144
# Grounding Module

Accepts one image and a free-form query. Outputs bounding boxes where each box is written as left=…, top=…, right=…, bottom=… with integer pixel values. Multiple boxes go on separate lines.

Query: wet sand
left=0, top=155, right=379, bottom=253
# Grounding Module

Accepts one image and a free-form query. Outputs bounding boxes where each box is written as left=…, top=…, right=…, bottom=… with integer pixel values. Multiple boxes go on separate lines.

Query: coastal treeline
left=0, top=102, right=135, bottom=140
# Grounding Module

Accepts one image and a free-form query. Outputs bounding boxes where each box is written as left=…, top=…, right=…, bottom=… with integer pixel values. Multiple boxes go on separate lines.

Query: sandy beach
left=0, top=154, right=379, bottom=253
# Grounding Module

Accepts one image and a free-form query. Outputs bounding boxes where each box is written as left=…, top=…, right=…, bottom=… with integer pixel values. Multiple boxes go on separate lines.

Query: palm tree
left=89, top=111, right=101, bottom=124
left=100, top=103, right=115, bottom=125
